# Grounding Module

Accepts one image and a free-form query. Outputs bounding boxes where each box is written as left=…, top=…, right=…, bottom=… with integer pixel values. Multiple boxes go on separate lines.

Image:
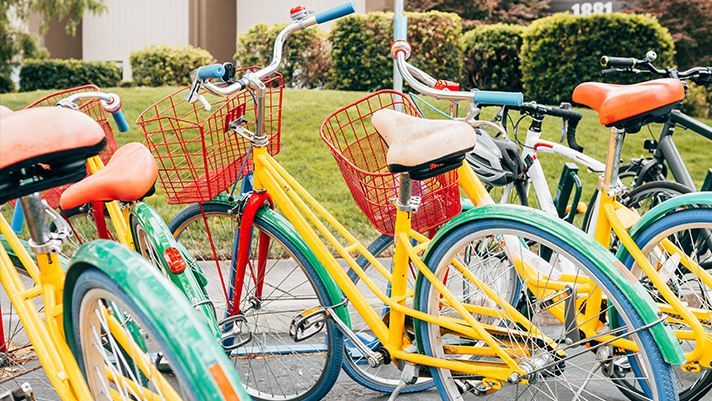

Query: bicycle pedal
left=0, top=383, right=33, bottom=401
left=289, top=306, right=327, bottom=342
left=218, top=314, right=253, bottom=351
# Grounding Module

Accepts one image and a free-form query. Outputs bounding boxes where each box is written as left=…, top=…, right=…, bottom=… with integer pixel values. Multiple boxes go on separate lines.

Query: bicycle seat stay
left=0, top=107, right=106, bottom=205
left=60, top=142, right=158, bottom=210
left=372, top=109, right=475, bottom=180
left=573, top=78, right=684, bottom=132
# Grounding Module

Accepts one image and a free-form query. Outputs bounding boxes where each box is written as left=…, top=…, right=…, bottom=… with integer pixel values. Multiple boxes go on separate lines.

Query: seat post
left=396, top=172, right=413, bottom=211
left=602, top=127, right=626, bottom=190
left=19, top=193, right=51, bottom=248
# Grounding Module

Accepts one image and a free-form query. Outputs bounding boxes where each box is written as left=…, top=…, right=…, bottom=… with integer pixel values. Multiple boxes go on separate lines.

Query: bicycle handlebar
left=193, top=2, right=355, bottom=100
left=315, top=2, right=356, bottom=24
left=59, top=92, right=129, bottom=132
left=601, top=52, right=712, bottom=84
left=194, top=64, right=225, bottom=80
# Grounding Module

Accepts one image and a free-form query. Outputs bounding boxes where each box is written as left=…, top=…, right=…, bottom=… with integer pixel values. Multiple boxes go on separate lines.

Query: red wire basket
left=319, top=90, right=461, bottom=236
left=138, top=67, right=283, bottom=204
left=24, top=85, right=119, bottom=209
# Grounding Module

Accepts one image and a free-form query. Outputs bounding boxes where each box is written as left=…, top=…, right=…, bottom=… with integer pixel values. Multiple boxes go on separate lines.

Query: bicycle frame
left=0, top=211, right=93, bottom=400
left=232, top=136, right=678, bottom=383
left=496, top=109, right=712, bottom=370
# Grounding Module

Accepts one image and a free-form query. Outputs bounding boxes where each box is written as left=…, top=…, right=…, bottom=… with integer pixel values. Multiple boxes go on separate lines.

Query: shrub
left=0, top=75, right=15, bottom=93
left=235, top=23, right=330, bottom=89
left=19, top=58, right=121, bottom=92
left=328, top=11, right=462, bottom=92
left=460, top=23, right=524, bottom=92
left=521, top=12, right=675, bottom=105
left=130, top=45, right=215, bottom=87
left=681, top=82, right=711, bottom=119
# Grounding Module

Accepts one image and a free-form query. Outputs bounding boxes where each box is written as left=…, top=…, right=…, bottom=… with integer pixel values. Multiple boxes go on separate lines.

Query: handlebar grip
left=472, top=91, right=523, bottom=106
left=601, top=56, right=638, bottom=68
left=395, top=16, right=408, bottom=41
left=110, top=108, right=130, bottom=132
left=197, top=64, right=226, bottom=80
left=315, top=1, right=356, bottom=24
left=566, top=122, right=584, bottom=153
left=550, top=108, right=583, bottom=121
left=10, top=202, right=24, bottom=234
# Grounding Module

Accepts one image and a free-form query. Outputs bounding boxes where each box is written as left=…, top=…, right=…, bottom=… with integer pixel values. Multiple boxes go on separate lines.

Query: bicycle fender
left=254, top=207, right=351, bottom=326
left=617, top=192, right=712, bottom=262
left=62, top=240, right=250, bottom=401
left=130, top=202, right=222, bottom=339
left=420, top=204, right=685, bottom=365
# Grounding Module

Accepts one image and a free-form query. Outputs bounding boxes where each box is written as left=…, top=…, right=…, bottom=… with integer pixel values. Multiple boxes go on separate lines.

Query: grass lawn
left=2, top=86, right=711, bottom=243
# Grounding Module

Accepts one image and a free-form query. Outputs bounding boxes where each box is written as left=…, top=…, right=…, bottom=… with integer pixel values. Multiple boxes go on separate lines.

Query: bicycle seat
left=0, top=105, right=13, bottom=117
left=60, top=142, right=158, bottom=210
left=372, top=109, right=475, bottom=180
left=573, top=78, right=684, bottom=133
left=0, top=107, right=106, bottom=205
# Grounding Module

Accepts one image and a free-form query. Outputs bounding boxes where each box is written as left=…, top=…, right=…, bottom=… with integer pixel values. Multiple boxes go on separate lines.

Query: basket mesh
left=24, top=85, right=119, bottom=209
left=320, top=90, right=461, bottom=235
left=138, top=67, right=283, bottom=204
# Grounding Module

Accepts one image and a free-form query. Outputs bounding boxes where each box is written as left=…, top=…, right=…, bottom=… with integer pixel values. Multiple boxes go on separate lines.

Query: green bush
left=681, top=82, right=711, bottom=119
left=0, top=75, right=15, bottom=93
left=19, top=58, right=121, bottom=92
left=521, top=13, right=675, bottom=105
left=130, top=45, right=215, bottom=87
left=236, top=23, right=330, bottom=89
left=460, top=23, right=524, bottom=92
left=329, top=11, right=462, bottom=92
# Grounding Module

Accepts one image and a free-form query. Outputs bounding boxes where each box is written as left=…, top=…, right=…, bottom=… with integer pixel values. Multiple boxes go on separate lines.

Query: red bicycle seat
left=60, top=142, right=158, bottom=210
left=0, top=107, right=105, bottom=174
left=573, top=78, right=684, bottom=127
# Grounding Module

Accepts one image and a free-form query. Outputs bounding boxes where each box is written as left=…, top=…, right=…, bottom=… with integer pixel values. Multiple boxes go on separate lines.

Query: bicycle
left=2, top=87, right=237, bottom=352
left=167, top=10, right=683, bottom=400
left=0, top=105, right=249, bottom=400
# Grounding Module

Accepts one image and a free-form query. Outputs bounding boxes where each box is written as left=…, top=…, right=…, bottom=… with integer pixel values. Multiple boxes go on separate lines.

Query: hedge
left=236, top=23, right=330, bottom=89
left=460, top=23, right=524, bottom=92
left=328, top=11, right=462, bottom=92
left=521, top=13, right=675, bottom=105
left=131, top=45, right=215, bottom=87
left=19, top=59, right=121, bottom=92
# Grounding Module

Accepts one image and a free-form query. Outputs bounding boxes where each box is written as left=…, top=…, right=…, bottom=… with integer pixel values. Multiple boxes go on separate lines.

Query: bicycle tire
left=416, top=218, right=678, bottom=401
left=621, top=181, right=693, bottom=217
left=169, top=202, right=344, bottom=401
left=71, top=267, right=245, bottom=401
left=620, top=208, right=712, bottom=401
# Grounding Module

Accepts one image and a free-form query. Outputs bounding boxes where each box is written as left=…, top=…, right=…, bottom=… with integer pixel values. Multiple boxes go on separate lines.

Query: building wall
left=236, top=0, right=367, bottom=37
left=189, top=0, right=237, bottom=63
left=82, top=0, right=190, bottom=80
left=39, top=17, right=83, bottom=60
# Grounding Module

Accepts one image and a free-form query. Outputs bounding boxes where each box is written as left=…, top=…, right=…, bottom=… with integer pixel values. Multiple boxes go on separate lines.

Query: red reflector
left=163, top=247, right=187, bottom=274
left=290, top=5, right=306, bottom=14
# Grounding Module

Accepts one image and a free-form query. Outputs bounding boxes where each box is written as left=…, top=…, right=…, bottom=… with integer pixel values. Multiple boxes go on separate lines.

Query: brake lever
left=184, top=76, right=211, bottom=111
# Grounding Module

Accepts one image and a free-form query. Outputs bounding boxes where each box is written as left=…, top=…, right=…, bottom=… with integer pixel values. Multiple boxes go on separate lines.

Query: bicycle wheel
left=57, top=204, right=116, bottom=258
left=170, top=202, right=344, bottom=401
left=130, top=215, right=167, bottom=272
left=417, top=218, right=677, bottom=401
left=621, top=181, right=692, bottom=217
left=71, top=267, right=244, bottom=401
left=621, top=208, right=712, bottom=401
left=487, top=180, right=529, bottom=207
left=345, top=231, right=522, bottom=393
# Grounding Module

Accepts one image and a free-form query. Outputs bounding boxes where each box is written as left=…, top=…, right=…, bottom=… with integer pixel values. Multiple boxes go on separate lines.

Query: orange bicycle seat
left=573, top=78, right=684, bottom=130
left=0, top=105, right=13, bottom=117
left=60, top=142, right=158, bottom=210
left=0, top=107, right=106, bottom=204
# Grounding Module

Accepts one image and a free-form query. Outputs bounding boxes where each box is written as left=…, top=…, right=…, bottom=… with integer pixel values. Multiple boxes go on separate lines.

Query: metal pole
left=393, top=0, right=404, bottom=94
